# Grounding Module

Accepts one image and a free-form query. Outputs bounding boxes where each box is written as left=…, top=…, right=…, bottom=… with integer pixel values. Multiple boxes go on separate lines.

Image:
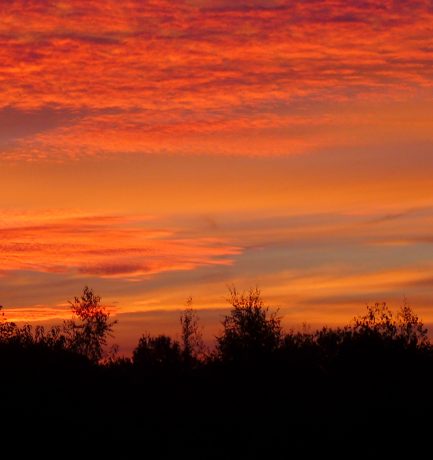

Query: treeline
left=1, top=286, right=433, bottom=456
left=1, top=286, right=430, bottom=370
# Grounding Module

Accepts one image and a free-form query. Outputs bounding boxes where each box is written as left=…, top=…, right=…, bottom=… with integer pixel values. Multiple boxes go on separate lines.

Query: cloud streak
left=4, top=206, right=433, bottom=339
left=0, top=211, right=241, bottom=279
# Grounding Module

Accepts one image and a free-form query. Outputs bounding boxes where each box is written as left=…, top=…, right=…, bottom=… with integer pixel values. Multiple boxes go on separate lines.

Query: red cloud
left=0, top=212, right=241, bottom=279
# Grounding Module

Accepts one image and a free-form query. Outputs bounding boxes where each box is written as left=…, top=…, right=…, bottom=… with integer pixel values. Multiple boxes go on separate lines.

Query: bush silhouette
left=132, top=334, right=182, bottom=374
left=352, top=301, right=429, bottom=349
left=216, top=286, right=282, bottom=363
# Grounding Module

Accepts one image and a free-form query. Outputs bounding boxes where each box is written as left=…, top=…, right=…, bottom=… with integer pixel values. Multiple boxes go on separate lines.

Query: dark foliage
left=180, top=296, right=205, bottom=368
left=132, top=334, right=182, bottom=374
left=216, top=286, right=282, bottom=363
left=1, top=289, right=433, bottom=456
left=63, top=286, right=117, bottom=363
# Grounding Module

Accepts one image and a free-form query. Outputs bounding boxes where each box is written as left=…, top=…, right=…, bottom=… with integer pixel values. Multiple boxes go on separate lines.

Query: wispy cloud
left=0, top=211, right=241, bottom=279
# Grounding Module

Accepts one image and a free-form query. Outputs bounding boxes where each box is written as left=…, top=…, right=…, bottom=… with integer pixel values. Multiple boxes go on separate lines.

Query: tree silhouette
left=63, top=286, right=116, bottom=363
left=396, top=299, right=429, bottom=348
left=353, top=302, right=397, bottom=339
left=353, top=301, right=429, bottom=348
left=180, top=297, right=205, bottom=367
left=132, top=334, right=181, bottom=373
left=216, top=286, right=282, bottom=363
left=0, top=305, right=18, bottom=343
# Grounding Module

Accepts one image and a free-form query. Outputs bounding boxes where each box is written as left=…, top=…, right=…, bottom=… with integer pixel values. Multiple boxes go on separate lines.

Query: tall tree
left=180, top=297, right=205, bottom=367
left=63, top=286, right=116, bottom=363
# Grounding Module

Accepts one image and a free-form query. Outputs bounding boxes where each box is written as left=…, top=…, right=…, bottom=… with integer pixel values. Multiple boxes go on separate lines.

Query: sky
left=1, top=0, right=433, bottom=353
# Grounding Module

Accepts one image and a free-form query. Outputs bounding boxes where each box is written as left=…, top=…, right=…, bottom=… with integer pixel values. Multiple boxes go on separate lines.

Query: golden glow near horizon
left=1, top=1, right=433, bottom=352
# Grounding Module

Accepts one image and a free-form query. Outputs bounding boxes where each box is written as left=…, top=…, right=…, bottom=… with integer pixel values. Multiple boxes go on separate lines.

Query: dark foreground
left=2, top=336, right=433, bottom=458
left=1, top=289, right=433, bottom=457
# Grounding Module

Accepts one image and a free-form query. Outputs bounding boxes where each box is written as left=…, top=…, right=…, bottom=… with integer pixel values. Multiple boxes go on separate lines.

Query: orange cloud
left=4, top=306, right=73, bottom=323
left=0, top=211, right=241, bottom=279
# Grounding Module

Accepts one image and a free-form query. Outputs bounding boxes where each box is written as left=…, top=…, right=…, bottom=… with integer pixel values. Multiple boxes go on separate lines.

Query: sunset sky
left=1, top=0, right=433, bottom=353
